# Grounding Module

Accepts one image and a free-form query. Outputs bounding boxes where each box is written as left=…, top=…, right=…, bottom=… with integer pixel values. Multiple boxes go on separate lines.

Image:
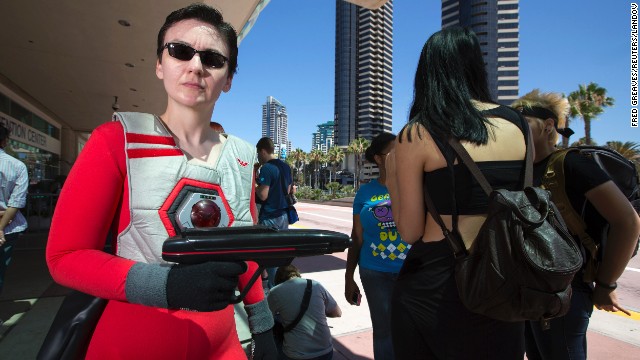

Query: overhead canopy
left=0, top=0, right=387, bottom=134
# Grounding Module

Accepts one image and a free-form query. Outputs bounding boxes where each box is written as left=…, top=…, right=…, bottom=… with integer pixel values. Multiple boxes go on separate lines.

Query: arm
left=256, top=184, right=270, bottom=202
left=0, top=208, right=18, bottom=231
left=323, top=284, right=342, bottom=318
left=0, top=163, right=28, bottom=235
left=255, top=163, right=273, bottom=202
left=345, top=211, right=363, bottom=304
left=46, top=122, right=134, bottom=301
left=388, top=126, right=427, bottom=243
left=586, top=181, right=640, bottom=315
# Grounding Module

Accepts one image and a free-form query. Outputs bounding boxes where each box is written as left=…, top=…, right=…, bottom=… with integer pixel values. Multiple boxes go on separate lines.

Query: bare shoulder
left=395, top=122, right=443, bottom=170
left=397, top=123, right=431, bottom=148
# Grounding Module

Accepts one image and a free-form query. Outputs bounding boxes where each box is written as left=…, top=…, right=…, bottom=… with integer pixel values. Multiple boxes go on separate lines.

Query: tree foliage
left=347, top=137, right=370, bottom=191
left=567, top=82, right=614, bottom=146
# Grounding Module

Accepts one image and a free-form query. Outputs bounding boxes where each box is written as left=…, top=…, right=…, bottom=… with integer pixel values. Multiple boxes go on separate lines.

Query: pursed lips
left=182, top=81, right=204, bottom=90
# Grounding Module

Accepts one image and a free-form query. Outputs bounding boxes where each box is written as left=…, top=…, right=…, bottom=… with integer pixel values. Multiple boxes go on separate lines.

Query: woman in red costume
left=46, top=4, right=277, bottom=359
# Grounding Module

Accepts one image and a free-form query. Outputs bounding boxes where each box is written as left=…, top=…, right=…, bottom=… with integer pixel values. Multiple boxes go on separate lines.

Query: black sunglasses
left=164, top=43, right=228, bottom=69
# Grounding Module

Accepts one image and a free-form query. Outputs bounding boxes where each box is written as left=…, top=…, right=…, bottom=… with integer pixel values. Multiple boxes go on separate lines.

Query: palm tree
left=606, top=141, right=640, bottom=164
left=570, top=137, right=593, bottom=147
left=347, top=137, right=370, bottom=191
left=327, top=146, right=345, bottom=184
left=288, top=148, right=307, bottom=186
left=568, top=83, right=614, bottom=146
left=308, top=149, right=325, bottom=189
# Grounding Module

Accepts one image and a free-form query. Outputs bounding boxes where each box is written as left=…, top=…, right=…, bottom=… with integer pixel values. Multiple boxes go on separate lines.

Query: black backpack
left=425, top=135, right=583, bottom=327
left=542, top=146, right=640, bottom=282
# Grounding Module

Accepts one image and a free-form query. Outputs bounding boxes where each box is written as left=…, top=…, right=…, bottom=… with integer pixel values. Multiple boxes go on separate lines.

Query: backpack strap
left=542, top=149, right=599, bottom=282
left=283, top=279, right=313, bottom=332
left=268, top=159, right=290, bottom=210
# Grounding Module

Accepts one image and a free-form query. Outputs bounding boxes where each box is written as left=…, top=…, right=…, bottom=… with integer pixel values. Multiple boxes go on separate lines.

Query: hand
left=166, top=261, right=247, bottom=312
left=344, top=277, right=360, bottom=305
left=593, top=287, right=631, bottom=316
left=0, top=229, right=5, bottom=247
left=250, top=329, right=278, bottom=360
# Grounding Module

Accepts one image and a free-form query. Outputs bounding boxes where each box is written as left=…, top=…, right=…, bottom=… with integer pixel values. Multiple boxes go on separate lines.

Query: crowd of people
left=0, top=3, right=638, bottom=360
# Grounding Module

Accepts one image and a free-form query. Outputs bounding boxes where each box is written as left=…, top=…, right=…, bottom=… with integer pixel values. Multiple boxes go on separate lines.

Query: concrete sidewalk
left=1, top=230, right=639, bottom=359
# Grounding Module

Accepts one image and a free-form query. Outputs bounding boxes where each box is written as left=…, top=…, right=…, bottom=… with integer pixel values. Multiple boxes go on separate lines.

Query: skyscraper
left=334, top=0, right=393, bottom=148
left=262, top=96, right=290, bottom=157
left=311, top=121, right=335, bottom=154
left=442, top=0, right=520, bottom=104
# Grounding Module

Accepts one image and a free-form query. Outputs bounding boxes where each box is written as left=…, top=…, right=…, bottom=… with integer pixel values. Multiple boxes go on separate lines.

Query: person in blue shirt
left=255, top=136, right=293, bottom=289
left=344, top=132, right=410, bottom=360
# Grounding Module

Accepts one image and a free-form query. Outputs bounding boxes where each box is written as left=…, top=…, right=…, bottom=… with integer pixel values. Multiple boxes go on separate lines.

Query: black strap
left=268, top=159, right=290, bottom=208
left=423, top=131, right=534, bottom=259
left=283, top=279, right=312, bottom=332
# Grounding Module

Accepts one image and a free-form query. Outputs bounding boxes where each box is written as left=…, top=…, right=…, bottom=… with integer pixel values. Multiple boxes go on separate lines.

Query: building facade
left=442, top=0, right=519, bottom=105
left=311, top=121, right=335, bottom=154
left=0, top=85, right=62, bottom=183
left=261, top=95, right=291, bottom=158
left=334, top=0, right=393, bottom=148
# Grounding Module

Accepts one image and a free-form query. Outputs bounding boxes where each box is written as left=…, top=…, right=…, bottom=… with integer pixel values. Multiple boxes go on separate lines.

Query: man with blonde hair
left=512, top=90, right=640, bottom=360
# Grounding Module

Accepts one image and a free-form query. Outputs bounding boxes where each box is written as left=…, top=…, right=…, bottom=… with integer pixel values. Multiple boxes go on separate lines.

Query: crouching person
left=268, top=265, right=342, bottom=360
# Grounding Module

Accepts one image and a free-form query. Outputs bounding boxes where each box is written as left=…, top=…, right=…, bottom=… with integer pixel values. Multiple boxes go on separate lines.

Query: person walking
left=268, top=265, right=341, bottom=360
left=512, top=90, right=640, bottom=360
left=344, top=132, right=410, bottom=360
left=386, top=27, right=529, bottom=359
left=45, top=4, right=276, bottom=359
left=255, top=136, right=293, bottom=289
left=0, top=123, right=29, bottom=299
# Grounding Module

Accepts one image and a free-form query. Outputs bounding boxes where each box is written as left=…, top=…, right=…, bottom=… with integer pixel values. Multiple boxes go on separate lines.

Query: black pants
left=391, top=240, right=525, bottom=360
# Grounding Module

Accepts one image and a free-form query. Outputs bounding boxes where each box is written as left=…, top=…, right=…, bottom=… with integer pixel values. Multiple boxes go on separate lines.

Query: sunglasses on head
left=164, top=42, right=228, bottom=69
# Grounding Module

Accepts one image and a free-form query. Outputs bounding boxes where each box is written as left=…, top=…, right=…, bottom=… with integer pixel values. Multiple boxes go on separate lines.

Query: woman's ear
left=156, top=59, right=164, bottom=80
left=222, top=75, right=233, bottom=93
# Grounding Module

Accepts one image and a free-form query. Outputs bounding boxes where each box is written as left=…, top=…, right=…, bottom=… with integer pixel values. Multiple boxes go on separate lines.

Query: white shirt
left=0, top=148, right=28, bottom=234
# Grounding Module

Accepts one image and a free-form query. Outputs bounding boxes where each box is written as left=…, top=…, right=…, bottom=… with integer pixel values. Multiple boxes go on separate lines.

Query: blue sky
left=214, top=0, right=637, bottom=152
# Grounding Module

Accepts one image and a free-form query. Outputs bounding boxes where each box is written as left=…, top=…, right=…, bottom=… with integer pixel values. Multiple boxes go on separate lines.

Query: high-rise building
left=442, top=0, right=519, bottom=104
left=312, top=121, right=335, bottom=154
left=334, top=0, right=393, bottom=148
left=261, top=96, right=290, bottom=157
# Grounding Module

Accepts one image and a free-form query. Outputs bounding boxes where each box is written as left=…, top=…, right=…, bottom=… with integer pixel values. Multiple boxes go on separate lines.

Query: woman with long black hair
left=386, top=27, right=528, bottom=359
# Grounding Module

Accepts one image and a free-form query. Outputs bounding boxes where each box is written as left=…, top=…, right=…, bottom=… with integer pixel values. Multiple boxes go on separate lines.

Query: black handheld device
left=351, top=290, right=362, bottom=306
left=162, top=225, right=351, bottom=302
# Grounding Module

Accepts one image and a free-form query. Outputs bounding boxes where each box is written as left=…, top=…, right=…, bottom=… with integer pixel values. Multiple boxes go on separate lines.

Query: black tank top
left=423, top=105, right=529, bottom=215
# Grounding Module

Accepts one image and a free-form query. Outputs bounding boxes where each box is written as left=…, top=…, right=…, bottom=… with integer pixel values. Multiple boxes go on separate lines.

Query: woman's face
left=156, top=19, right=232, bottom=110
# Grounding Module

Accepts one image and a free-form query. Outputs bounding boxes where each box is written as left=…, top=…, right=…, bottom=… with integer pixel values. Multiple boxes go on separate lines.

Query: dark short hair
left=364, top=132, right=396, bottom=163
left=274, top=265, right=301, bottom=286
left=404, top=26, right=494, bottom=145
left=209, top=121, right=225, bottom=132
left=157, top=3, right=238, bottom=75
left=256, top=137, right=274, bottom=154
left=0, top=123, right=9, bottom=143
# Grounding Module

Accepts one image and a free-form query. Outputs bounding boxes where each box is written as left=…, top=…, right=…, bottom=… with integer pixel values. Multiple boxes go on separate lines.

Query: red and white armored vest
left=114, top=112, right=256, bottom=263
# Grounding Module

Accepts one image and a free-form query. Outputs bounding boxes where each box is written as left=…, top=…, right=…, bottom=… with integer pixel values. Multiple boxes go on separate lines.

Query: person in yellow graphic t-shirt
left=344, top=132, right=410, bottom=360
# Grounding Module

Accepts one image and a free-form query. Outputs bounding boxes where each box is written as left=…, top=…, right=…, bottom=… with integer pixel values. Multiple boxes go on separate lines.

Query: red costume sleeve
left=46, top=122, right=134, bottom=301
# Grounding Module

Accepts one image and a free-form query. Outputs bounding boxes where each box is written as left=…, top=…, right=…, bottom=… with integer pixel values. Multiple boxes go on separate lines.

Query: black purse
left=37, top=291, right=107, bottom=360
